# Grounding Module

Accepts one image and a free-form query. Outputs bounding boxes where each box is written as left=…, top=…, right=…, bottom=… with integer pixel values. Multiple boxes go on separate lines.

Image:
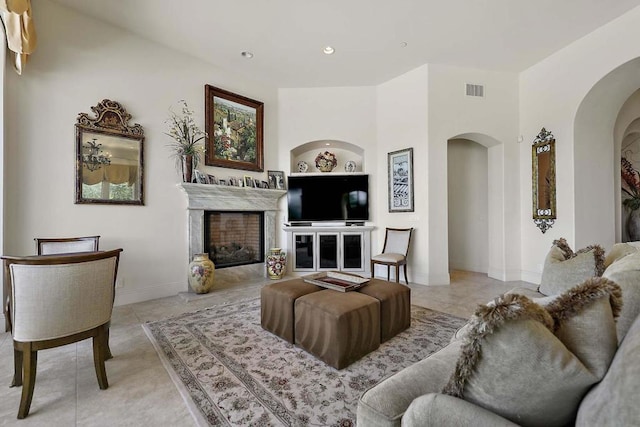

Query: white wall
left=519, top=6, right=640, bottom=283
left=376, top=65, right=429, bottom=283
left=0, top=23, right=5, bottom=326
left=428, top=64, right=520, bottom=283
left=3, top=2, right=279, bottom=305
left=448, top=139, right=488, bottom=273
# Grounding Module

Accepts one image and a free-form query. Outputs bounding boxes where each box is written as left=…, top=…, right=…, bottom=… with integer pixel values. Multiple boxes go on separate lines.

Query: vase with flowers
left=621, top=157, right=640, bottom=240
left=315, top=151, right=337, bottom=172
left=166, top=100, right=207, bottom=183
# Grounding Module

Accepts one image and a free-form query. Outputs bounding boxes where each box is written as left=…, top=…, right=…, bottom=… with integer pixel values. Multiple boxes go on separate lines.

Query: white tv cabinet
left=283, top=225, right=374, bottom=275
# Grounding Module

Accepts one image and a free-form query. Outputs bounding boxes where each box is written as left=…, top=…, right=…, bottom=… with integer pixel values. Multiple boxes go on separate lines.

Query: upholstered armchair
left=2, top=249, right=122, bottom=418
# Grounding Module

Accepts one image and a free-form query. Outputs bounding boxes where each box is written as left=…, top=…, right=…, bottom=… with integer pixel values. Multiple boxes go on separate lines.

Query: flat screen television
left=287, top=174, right=369, bottom=223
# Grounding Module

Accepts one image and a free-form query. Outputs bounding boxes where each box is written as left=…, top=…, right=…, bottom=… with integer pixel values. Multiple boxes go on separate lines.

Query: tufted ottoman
left=357, top=278, right=411, bottom=342
left=295, top=290, right=380, bottom=369
left=260, top=279, right=322, bottom=343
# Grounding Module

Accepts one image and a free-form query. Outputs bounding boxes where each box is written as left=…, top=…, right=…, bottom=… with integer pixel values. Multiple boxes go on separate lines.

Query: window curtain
left=83, top=165, right=138, bottom=186
left=0, top=0, right=36, bottom=74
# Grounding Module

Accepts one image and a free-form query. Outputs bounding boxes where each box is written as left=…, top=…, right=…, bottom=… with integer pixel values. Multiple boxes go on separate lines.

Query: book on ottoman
left=303, top=271, right=369, bottom=292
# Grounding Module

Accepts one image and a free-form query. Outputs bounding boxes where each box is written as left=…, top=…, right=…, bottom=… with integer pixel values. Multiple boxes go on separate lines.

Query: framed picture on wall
left=388, top=148, right=414, bottom=212
left=204, top=85, right=264, bottom=172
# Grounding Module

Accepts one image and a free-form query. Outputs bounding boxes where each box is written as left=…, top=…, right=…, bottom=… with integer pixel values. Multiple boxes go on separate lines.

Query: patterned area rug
left=143, top=298, right=467, bottom=426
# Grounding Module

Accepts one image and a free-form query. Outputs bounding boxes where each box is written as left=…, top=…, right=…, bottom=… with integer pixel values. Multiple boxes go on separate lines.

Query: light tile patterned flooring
left=0, top=271, right=535, bottom=426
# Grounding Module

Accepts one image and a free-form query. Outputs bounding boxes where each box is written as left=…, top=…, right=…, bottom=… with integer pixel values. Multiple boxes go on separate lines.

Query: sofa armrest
left=401, top=393, right=520, bottom=427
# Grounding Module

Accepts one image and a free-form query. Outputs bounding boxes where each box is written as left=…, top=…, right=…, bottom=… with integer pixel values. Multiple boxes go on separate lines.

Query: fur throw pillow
left=443, top=278, right=621, bottom=427
left=538, top=238, right=605, bottom=295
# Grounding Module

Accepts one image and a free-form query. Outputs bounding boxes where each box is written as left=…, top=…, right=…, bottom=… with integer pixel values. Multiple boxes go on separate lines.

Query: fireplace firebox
left=204, top=211, right=265, bottom=268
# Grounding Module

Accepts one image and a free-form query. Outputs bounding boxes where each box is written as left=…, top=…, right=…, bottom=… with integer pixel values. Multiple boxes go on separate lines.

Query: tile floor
left=0, top=271, right=535, bottom=426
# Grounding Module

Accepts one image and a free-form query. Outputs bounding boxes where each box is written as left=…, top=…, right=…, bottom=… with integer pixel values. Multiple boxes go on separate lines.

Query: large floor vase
left=629, top=209, right=640, bottom=241
left=266, top=248, right=286, bottom=279
left=188, top=253, right=215, bottom=293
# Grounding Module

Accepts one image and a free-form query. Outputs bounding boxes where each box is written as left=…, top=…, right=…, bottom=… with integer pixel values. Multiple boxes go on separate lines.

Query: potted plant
left=621, top=156, right=640, bottom=240
left=166, top=100, right=206, bottom=183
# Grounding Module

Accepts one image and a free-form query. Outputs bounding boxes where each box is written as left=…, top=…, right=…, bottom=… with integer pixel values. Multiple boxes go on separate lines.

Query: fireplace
left=179, top=183, right=287, bottom=292
left=205, top=211, right=264, bottom=268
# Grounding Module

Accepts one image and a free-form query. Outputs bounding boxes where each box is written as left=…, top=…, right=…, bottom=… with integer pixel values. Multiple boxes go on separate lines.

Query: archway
left=447, top=133, right=501, bottom=277
left=574, top=57, right=640, bottom=248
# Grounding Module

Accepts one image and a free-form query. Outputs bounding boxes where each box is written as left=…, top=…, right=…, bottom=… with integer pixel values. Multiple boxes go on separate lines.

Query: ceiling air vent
left=465, top=83, right=484, bottom=98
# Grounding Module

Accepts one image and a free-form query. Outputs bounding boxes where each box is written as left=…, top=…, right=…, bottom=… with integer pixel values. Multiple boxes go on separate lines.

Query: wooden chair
left=35, top=235, right=100, bottom=255
left=370, top=228, right=413, bottom=284
left=2, top=249, right=122, bottom=419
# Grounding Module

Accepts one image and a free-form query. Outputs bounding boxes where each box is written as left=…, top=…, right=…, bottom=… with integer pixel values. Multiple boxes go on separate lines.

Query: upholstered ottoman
left=295, top=290, right=380, bottom=369
left=357, top=278, right=411, bottom=342
left=261, top=279, right=322, bottom=343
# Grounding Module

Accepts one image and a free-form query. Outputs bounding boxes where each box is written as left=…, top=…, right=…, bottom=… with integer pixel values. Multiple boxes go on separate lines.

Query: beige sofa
left=357, top=241, right=640, bottom=427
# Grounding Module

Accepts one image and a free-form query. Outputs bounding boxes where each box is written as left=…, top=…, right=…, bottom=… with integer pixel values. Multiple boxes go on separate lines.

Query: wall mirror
left=75, top=99, right=144, bottom=205
left=532, top=127, right=556, bottom=233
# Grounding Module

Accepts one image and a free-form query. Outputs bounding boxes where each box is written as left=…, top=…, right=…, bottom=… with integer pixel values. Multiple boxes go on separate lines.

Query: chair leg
left=11, top=348, right=23, bottom=387
left=370, top=261, right=374, bottom=278
left=17, top=344, right=37, bottom=419
left=387, top=266, right=390, bottom=282
left=404, top=264, right=409, bottom=285
left=105, top=328, right=113, bottom=360
left=395, top=265, right=400, bottom=283
left=93, top=326, right=109, bottom=390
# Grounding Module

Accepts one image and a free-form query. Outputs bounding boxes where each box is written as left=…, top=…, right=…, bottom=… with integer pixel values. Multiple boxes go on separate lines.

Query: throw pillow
left=538, top=238, right=605, bottom=295
left=602, top=250, right=640, bottom=342
left=442, top=279, right=620, bottom=427
left=604, top=242, right=638, bottom=268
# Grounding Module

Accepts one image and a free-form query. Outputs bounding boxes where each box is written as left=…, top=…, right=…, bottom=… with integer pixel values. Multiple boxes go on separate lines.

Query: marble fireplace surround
left=178, top=183, right=287, bottom=292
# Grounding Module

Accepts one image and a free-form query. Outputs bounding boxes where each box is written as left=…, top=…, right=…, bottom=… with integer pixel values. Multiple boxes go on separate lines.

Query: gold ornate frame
left=532, top=128, right=556, bottom=233
left=75, top=99, right=145, bottom=205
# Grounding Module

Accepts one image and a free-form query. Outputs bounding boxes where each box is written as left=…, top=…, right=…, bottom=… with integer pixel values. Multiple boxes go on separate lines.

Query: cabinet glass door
left=342, top=233, right=363, bottom=269
left=294, top=234, right=314, bottom=269
left=318, top=234, right=338, bottom=269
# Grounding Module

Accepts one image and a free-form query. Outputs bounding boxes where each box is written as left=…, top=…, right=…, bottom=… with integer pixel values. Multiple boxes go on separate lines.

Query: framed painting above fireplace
left=205, top=85, right=264, bottom=172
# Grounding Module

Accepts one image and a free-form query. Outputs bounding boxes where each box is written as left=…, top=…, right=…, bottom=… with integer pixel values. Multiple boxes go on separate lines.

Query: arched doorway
left=446, top=132, right=501, bottom=277
left=574, top=57, right=640, bottom=248
left=447, top=138, right=488, bottom=273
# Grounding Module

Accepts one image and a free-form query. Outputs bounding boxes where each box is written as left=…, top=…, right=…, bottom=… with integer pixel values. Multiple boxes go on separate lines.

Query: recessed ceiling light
left=241, top=51, right=254, bottom=59
left=323, top=46, right=335, bottom=55
left=400, top=42, right=408, bottom=48
left=325, top=143, right=331, bottom=146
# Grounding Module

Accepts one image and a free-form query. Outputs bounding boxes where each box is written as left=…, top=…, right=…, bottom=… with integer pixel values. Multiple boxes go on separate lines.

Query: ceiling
left=51, top=0, right=640, bottom=88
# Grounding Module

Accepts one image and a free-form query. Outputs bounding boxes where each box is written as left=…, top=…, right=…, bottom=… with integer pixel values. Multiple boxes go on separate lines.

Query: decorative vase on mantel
left=188, top=253, right=215, bottom=293
left=182, top=154, right=194, bottom=183
left=266, top=248, right=286, bottom=280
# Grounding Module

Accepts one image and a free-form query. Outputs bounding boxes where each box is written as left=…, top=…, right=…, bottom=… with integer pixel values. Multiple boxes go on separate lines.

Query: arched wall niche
left=618, top=98, right=640, bottom=241
left=574, top=57, right=640, bottom=248
left=290, top=139, right=365, bottom=173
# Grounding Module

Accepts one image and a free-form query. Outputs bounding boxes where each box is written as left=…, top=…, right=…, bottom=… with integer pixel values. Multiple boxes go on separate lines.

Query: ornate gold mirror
left=532, top=127, right=556, bottom=233
left=75, top=100, right=144, bottom=205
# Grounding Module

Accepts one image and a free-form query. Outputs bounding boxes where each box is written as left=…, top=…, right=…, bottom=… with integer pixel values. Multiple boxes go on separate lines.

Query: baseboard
left=114, top=281, right=183, bottom=306
left=487, top=268, right=522, bottom=282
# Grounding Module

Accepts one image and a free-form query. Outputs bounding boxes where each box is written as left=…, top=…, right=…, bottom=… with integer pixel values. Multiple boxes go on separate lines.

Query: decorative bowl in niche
left=315, top=151, right=337, bottom=172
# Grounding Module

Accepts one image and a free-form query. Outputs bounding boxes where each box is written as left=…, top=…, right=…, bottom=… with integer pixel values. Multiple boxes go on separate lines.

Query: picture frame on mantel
left=388, top=148, right=414, bottom=212
left=204, top=84, right=264, bottom=172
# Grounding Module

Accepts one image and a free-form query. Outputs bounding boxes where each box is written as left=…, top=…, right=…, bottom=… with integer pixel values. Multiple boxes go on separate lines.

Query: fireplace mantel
left=178, top=183, right=286, bottom=211
left=178, top=183, right=287, bottom=292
